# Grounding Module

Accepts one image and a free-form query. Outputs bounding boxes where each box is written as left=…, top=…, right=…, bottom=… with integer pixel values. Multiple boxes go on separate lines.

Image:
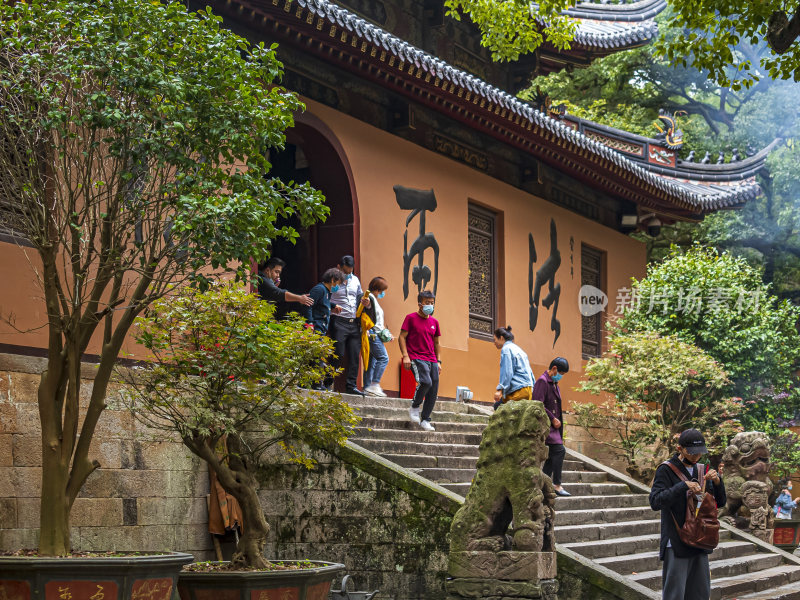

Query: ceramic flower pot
left=0, top=552, right=194, bottom=600
left=177, top=561, right=346, bottom=600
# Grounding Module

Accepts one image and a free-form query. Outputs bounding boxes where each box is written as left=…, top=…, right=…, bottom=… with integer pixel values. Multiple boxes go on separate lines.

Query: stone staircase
left=346, top=393, right=800, bottom=600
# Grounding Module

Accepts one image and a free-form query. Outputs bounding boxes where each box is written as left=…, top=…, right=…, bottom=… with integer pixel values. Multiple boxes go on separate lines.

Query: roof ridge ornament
left=530, top=87, right=568, bottom=120
left=653, top=109, right=685, bottom=150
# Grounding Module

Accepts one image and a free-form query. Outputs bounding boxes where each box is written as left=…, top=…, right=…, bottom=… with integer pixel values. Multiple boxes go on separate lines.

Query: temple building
left=0, top=0, right=773, bottom=404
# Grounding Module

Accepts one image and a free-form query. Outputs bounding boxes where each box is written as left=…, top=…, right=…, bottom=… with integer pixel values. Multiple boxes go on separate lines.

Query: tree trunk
left=37, top=366, right=71, bottom=555
left=198, top=434, right=271, bottom=569
left=228, top=475, right=271, bottom=569
left=39, top=451, right=71, bottom=555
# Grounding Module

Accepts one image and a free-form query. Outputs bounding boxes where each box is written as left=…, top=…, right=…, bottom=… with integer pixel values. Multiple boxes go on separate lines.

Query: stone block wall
left=0, top=353, right=213, bottom=558
left=258, top=446, right=454, bottom=599
left=564, top=413, right=630, bottom=474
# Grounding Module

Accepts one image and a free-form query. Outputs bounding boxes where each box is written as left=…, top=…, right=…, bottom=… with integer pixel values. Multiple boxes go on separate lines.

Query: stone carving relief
left=718, top=431, right=774, bottom=543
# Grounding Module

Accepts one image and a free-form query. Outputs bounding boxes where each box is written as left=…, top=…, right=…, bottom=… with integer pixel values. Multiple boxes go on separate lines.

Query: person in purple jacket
left=533, top=357, right=570, bottom=497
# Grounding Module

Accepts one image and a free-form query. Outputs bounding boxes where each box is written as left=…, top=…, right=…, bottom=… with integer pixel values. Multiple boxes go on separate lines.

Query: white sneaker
left=420, top=420, right=435, bottom=432
left=364, top=384, right=387, bottom=397
left=409, top=406, right=421, bottom=424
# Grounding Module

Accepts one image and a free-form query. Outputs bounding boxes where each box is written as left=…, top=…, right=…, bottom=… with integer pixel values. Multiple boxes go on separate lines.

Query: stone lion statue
left=718, top=431, right=773, bottom=539
left=449, top=400, right=555, bottom=554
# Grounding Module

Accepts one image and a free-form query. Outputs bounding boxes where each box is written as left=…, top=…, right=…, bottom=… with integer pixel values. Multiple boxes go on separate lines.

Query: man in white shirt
left=329, top=255, right=370, bottom=395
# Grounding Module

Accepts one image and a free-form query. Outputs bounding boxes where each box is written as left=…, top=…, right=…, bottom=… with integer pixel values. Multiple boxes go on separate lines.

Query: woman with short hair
left=364, top=276, right=391, bottom=397
left=534, top=357, right=571, bottom=496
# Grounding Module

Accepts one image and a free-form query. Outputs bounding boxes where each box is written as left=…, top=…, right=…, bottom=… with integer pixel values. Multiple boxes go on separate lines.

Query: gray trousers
left=410, top=359, right=439, bottom=422
left=661, top=547, right=710, bottom=600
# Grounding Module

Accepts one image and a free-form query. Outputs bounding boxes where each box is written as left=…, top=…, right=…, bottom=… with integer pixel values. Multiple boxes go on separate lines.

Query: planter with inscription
left=177, top=561, right=346, bottom=600
left=0, top=552, right=193, bottom=600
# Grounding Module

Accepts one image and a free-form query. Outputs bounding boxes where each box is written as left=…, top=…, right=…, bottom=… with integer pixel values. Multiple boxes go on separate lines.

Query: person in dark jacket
left=649, top=428, right=726, bottom=600
left=303, top=268, right=345, bottom=335
left=533, top=357, right=570, bottom=497
left=303, top=268, right=345, bottom=391
left=257, top=257, right=314, bottom=308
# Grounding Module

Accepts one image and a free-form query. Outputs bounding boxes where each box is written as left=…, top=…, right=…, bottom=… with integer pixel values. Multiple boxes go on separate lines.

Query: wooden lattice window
left=581, top=244, right=605, bottom=358
left=0, top=128, right=32, bottom=243
left=468, top=205, right=497, bottom=339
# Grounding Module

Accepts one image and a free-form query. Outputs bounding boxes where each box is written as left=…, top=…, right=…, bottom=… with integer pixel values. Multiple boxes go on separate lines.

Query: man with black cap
left=650, top=428, right=726, bottom=600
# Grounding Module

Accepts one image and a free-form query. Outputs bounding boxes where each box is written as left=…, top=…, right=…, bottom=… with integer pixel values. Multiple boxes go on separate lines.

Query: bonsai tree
left=575, top=331, right=743, bottom=481
left=125, top=283, right=359, bottom=568
left=0, top=0, right=327, bottom=555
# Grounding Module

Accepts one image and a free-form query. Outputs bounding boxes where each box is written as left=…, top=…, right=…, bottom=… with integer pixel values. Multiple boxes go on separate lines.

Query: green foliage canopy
left=655, top=0, right=800, bottom=89
left=443, top=0, right=576, bottom=62
left=576, top=331, right=740, bottom=481
left=616, top=246, right=800, bottom=407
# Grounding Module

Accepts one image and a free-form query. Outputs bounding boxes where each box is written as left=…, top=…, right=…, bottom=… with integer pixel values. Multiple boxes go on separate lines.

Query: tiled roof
left=223, top=0, right=768, bottom=214
left=563, top=0, right=665, bottom=49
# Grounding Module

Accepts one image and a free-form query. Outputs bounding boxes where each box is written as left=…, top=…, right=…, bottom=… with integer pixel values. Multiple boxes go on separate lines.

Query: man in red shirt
left=398, top=290, right=441, bottom=432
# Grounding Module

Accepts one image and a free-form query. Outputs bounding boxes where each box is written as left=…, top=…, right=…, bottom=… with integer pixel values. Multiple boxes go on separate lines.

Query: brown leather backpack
left=662, top=461, right=720, bottom=551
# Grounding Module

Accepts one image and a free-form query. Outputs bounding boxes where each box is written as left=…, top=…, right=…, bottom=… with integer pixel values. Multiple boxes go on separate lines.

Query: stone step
left=560, top=470, right=608, bottom=483
left=354, top=438, right=479, bottom=457
left=561, top=534, right=662, bottom=559
left=413, top=468, right=476, bottom=483
left=357, top=416, right=487, bottom=433
left=343, top=393, right=478, bottom=414
left=443, top=482, right=470, bottom=495
left=563, top=458, right=594, bottom=471
left=712, top=564, right=800, bottom=600
left=557, top=506, right=656, bottom=527
left=632, top=553, right=786, bottom=591
left=379, top=454, right=479, bottom=469
left=556, top=519, right=660, bottom=544
left=596, top=541, right=756, bottom=575
left=555, top=494, right=651, bottom=511
left=441, top=481, right=633, bottom=497
left=550, top=482, right=632, bottom=496
left=736, top=579, right=800, bottom=599
left=354, top=427, right=483, bottom=446
left=353, top=405, right=490, bottom=424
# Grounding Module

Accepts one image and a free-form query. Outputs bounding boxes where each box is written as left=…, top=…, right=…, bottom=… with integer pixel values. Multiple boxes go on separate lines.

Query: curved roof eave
left=221, top=0, right=766, bottom=215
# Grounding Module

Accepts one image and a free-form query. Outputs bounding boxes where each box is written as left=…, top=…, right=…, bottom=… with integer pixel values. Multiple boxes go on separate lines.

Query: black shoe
left=346, top=387, right=365, bottom=396
left=555, top=488, right=571, bottom=497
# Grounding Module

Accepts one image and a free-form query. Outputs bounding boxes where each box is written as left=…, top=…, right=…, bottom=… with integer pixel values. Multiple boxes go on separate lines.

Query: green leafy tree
left=656, top=0, right=800, bottom=89
left=125, top=284, right=359, bottom=569
left=616, top=246, right=800, bottom=420
left=443, top=0, right=576, bottom=61
left=769, top=430, right=800, bottom=481
left=0, top=0, right=328, bottom=555
left=576, top=331, right=740, bottom=482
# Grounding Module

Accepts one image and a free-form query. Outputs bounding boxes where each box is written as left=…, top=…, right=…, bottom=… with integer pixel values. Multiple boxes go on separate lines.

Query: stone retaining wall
left=258, top=443, right=456, bottom=599
left=0, top=353, right=213, bottom=557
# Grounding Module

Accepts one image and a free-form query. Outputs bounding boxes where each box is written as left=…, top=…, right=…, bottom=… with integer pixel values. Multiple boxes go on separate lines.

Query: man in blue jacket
left=304, top=268, right=345, bottom=335
left=649, top=428, right=726, bottom=600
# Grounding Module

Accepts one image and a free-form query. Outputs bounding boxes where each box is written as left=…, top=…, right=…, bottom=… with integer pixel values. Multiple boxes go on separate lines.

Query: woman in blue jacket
left=492, top=325, right=534, bottom=406
left=774, top=485, right=799, bottom=519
